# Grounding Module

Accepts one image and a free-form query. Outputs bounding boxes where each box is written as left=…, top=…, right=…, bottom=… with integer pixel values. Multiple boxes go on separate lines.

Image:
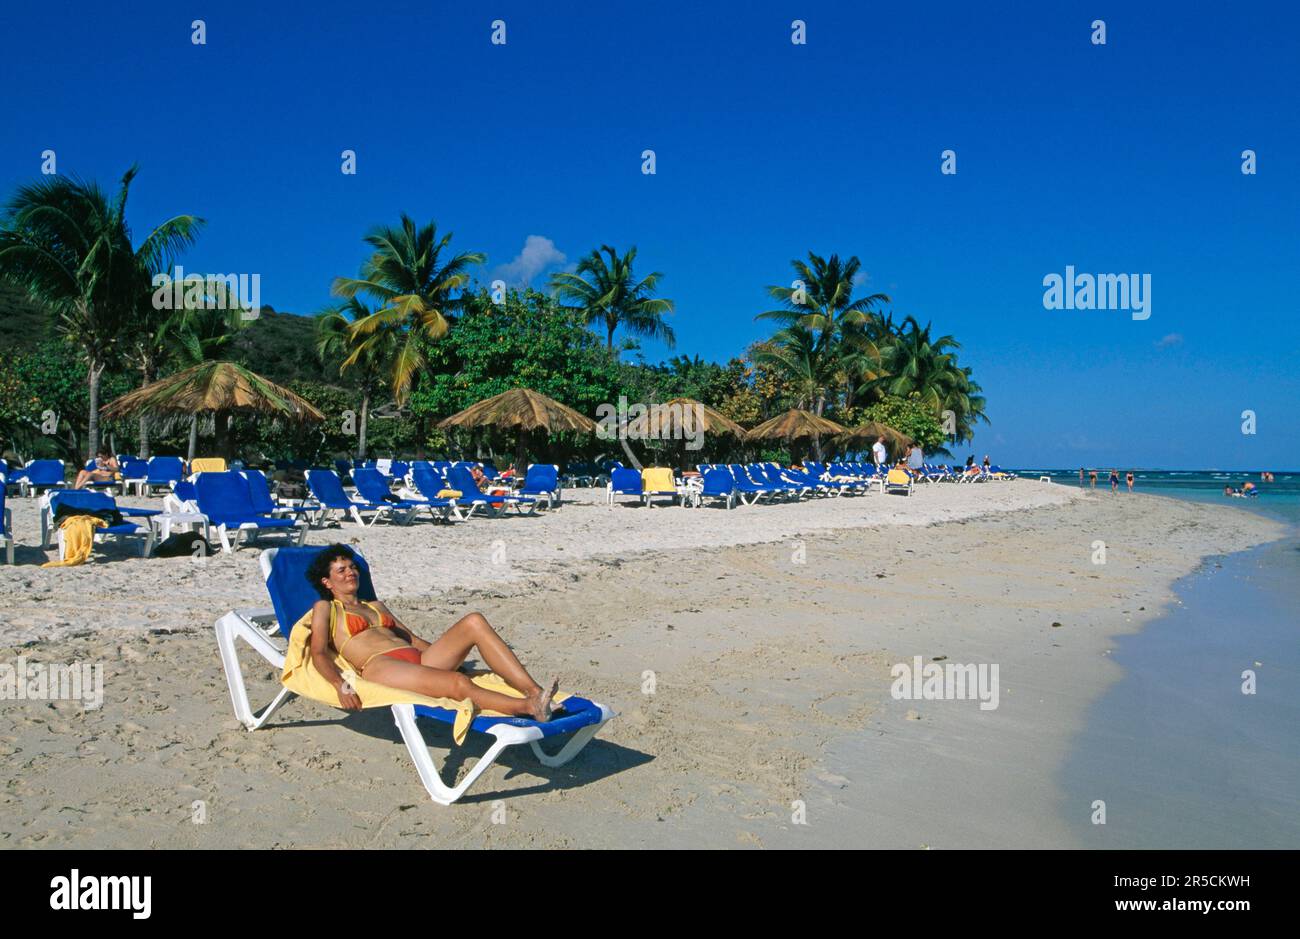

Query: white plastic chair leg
left=213, top=610, right=292, bottom=730
left=391, top=704, right=534, bottom=805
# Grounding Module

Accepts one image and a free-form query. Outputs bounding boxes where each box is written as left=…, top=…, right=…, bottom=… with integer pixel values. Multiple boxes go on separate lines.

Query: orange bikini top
left=330, top=599, right=399, bottom=658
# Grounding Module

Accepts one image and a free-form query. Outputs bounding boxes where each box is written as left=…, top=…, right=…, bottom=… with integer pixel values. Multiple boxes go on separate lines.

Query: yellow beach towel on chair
left=42, top=516, right=108, bottom=567
left=279, top=605, right=569, bottom=745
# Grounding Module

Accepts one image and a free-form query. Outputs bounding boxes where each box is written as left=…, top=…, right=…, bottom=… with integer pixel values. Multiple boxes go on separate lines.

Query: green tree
left=755, top=252, right=890, bottom=416
left=331, top=215, right=484, bottom=404
left=549, top=244, right=675, bottom=354
left=315, top=296, right=397, bottom=460
left=0, top=167, right=201, bottom=458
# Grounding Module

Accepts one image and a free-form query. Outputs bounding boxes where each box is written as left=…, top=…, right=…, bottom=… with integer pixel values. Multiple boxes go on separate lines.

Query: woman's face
left=321, top=556, right=360, bottom=598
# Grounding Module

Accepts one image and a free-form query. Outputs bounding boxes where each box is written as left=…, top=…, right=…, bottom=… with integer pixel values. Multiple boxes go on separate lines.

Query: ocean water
left=1034, top=469, right=1300, bottom=847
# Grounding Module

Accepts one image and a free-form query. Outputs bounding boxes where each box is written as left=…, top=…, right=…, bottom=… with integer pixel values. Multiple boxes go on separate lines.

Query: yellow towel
left=42, top=516, right=108, bottom=567
left=279, top=604, right=568, bottom=745
left=641, top=467, right=676, bottom=493
left=191, top=457, right=227, bottom=473
left=886, top=468, right=912, bottom=487
left=436, top=488, right=463, bottom=499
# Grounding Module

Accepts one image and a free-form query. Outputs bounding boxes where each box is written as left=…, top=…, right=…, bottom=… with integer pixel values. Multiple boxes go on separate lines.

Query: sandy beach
left=0, top=481, right=1284, bottom=848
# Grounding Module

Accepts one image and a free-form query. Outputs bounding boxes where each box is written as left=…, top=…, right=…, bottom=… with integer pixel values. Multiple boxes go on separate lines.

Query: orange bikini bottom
left=359, top=646, right=423, bottom=671
left=382, top=647, right=422, bottom=666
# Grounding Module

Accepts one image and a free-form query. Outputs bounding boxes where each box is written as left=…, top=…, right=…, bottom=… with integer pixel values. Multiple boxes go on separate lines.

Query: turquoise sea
left=1018, top=469, right=1300, bottom=847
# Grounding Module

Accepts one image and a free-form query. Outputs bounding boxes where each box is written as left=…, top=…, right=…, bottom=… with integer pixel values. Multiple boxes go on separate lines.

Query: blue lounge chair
left=17, top=459, right=66, bottom=498
left=352, top=467, right=454, bottom=523
left=40, top=489, right=161, bottom=559
left=333, top=459, right=352, bottom=481
left=119, top=458, right=151, bottom=496
left=305, top=469, right=415, bottom=527
left=196, top=471, right=308, bottom=552
left=213, top=545, right=616, bottom=805
left=727, top=464, right=781, bottom=504
left=243, top=469, right=319, bottom=521
left=518, top=463, right=561, bottom=509
left=698, top=468, right=736, bottom=509
left=607, top=467, right=644, bottom=506
left=140, top=456, right=185, bottom=496
left=446, top=464, right=536, bottom=516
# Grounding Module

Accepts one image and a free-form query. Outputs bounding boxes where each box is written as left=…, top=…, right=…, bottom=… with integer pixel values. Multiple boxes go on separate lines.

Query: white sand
left=0, top=480, right=1283, bottom=847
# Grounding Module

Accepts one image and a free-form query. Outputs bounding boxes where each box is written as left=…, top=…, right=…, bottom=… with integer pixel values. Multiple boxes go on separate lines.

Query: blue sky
left=2, top=0, right=1297, bottom=469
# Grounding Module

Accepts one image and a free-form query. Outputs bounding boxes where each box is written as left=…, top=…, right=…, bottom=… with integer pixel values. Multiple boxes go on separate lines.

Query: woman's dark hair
left=306, top=544, right=359, bottom=600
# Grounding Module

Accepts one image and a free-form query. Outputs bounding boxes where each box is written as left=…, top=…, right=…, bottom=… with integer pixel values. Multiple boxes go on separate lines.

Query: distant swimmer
left=1126, top=471, right=1134, bottom=492
left=1079, top=467, right=1086, bottom=487
left=1089, top=470, right=1098, bottom=489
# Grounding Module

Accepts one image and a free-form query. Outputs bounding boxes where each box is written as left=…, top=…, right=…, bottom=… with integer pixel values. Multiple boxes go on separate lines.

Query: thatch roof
left=840, top=420, right=914, bottom=449
left=100, top=361, right=325, bottom=422
left=437, top=387, right=596, bottom=434
left=746, top=408, right=846, bottom=441
left=624, top=397, right=746, bottom=439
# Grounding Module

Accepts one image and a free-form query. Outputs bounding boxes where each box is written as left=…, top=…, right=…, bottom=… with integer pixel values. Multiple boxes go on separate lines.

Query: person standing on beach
left=1089, top=470, right=1097, bottom=488
left=1109, top=469, right=1120, bottom=493
left=1126, top=471, right=1134, bottom=492
left=907, top=443, right=924, bottom=474
left=1079, top=468, right=1086, bottom=487
left=872, top=435, right=887, bottom=468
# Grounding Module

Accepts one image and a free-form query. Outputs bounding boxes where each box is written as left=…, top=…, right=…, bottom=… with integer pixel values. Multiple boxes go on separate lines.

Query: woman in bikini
left=306, top=544, right=557, bottom=720
left=74, top=448, right=119, bottom=489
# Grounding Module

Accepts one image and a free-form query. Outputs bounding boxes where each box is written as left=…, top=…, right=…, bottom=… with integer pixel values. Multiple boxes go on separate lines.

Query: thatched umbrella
left=840, top=420, right=914, bottom=460
left=101, top=361, right=325, bottom=460
left=624, top=397, right=746, bottom=470
left=437, top=387, right=597, bottom=469
left=746, top=408, right=847, bottom=462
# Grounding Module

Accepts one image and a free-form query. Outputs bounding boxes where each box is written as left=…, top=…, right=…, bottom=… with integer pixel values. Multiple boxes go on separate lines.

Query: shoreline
left=0, top=484, right=1286, bottom=848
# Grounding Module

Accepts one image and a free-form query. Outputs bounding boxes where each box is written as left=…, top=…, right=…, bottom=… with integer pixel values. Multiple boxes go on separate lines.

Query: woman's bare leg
left=362, top=657, right=536, bottom=716
left=421, top=611, right=541, bottom=696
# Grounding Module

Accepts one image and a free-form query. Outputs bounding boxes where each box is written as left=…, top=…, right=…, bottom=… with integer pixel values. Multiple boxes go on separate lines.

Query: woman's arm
left=374, top=601, right=429, bottom=651
left=309, top=600, right=361, bottom=709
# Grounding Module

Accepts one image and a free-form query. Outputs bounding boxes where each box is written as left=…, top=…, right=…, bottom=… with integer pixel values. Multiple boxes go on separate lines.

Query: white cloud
left=852, top=271, right=871, bottom=287
left=490, top=235, right=567, bottom=287
left=1154, top=333, right=1184, bottom=349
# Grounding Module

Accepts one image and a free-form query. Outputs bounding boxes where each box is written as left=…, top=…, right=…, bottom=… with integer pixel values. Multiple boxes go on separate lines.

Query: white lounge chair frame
left=213, top=548, right=616, bottom=806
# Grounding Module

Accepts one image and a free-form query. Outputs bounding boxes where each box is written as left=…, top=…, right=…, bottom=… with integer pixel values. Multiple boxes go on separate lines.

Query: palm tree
left=316, top=297, right=397, bottom=460
left=163, top=302, right=248, bottom=460
left=862, top=316, right=988, bottom=443
left=755, top=252, right=890, bottom=416
left=550, top=245, right=675, bottom=354
left=331, top=215, right=484, bottom=404
left=0, top=167, right=199, bottom=458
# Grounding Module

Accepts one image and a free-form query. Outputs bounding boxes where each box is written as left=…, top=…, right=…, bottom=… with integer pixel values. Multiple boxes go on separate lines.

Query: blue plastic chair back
left=147, top=456, right=185, bottom=484
left=611, top=467, right=642, bottom=494
left=306, top=469, right=351, bottom=507
left=121, top=458, right=149, bottom=480
left=446, top=463, right=488, bottom=497
left=411, top=463, right=447, bottom=498
left=174, top=480, right=198, bottom=503
left=242, top=470, right=278, bottom=514
left=49, top=489, right=116, bottom=513
left=389, top=461, right=410, bottom=480
left=25, top=459, right=65, bottom=485
left=266, top=546, right=376, bottom=640
left=701, top=469, right=734, bottom=496
left=195, top=472, right=257, bottom=523
left=351, top=467, right=394, bottom=504
left=521, top=464, right=558, bottom=494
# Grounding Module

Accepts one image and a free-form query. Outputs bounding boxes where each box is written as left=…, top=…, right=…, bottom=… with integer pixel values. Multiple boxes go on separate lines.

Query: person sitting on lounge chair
left=306, top=544, right=557, bottom=720
left=74, top=448, right=119, bottom=489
